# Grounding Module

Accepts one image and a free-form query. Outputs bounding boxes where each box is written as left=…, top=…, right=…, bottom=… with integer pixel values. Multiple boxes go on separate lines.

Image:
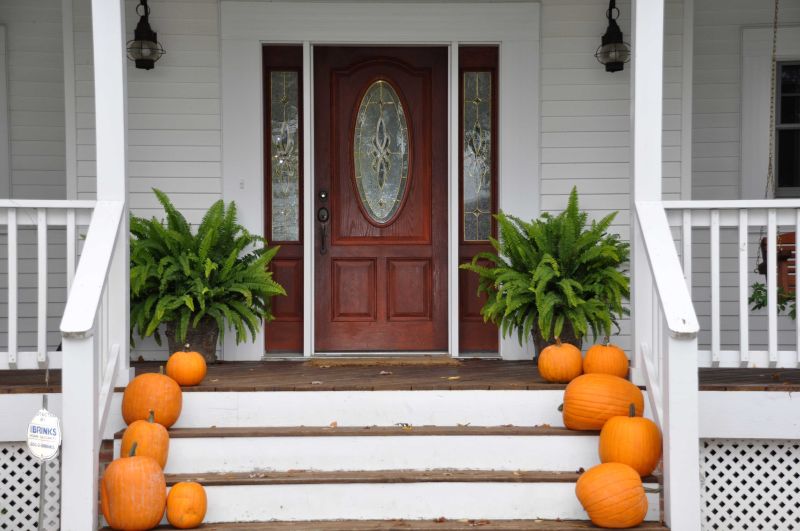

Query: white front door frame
left=221, top=1, right=540, bottom=360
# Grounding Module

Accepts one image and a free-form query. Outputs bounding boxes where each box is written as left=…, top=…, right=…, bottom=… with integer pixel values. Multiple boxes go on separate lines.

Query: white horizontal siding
left=73, top=0, right=222, bottom=227
left=540, top=0, right=686, bottom=352
left=692, top=0, right=800, bottom=200
left=0, top=0, right=66, bottom=200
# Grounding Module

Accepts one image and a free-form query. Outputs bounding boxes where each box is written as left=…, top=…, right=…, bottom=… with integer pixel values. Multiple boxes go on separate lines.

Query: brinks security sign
left=27, top=409, right=61, bottom=461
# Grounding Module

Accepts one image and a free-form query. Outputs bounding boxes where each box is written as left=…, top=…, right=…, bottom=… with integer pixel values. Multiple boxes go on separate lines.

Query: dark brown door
left=314, top=47, right=448, bottom=352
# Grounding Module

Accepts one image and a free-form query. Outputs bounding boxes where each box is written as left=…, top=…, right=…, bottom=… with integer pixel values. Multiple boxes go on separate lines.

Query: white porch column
left=61, top=1, right=128, bottom=529
left=90, top=0, right=130, bottom=385
left=631, top=1, right=701, bottom=529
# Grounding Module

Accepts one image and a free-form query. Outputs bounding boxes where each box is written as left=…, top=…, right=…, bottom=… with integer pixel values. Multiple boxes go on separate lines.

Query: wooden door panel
left=387, top=258, right=432, bottom=320
left=315, top=47, right=448, bottom=352
left=331, top=258, right=377, bottom=321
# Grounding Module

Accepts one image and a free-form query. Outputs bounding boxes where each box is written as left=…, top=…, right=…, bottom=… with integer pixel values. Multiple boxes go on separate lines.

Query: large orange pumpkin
left=562, top=373, right=644, bottom=431
left=121, top=409, right=169, bottom=469
left=583, top=341, right=629, bottom=378
left=599, top=404, right=662, bottom=476
left=101, top=442, right=167, bottom=530
left=166, top=344, right=207, bottom=387
left=122, top=369, right=183, bottom=427
left=576, top=462, right=648, bottom=528
left=537, top=339, right=583, bottom=383
left=167, top=481, right=208, bottom=529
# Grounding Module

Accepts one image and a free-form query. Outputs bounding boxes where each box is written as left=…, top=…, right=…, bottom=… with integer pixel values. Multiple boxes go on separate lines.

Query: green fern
left=460, top=187, right=629, bottom=345
left=130, top=189, right=286, bottom=346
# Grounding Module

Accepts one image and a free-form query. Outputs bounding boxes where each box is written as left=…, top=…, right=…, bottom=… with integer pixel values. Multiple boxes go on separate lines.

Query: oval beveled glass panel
left=353, top=80, right=410, bottom=224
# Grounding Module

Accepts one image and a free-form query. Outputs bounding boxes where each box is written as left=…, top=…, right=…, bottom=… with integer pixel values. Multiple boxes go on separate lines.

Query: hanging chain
left=765, top=0, right=780, bottom=199
left=756, top=0, right=781, bottom=272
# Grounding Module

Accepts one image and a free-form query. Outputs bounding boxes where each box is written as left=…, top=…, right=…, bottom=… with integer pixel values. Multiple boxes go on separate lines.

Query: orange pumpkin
left=167, top=481, right=208, bottom=529
left=576, top=462, right=648, bottom=528
left=121, top=409, right=169, bottom=469
left=583, top=340, right=629, bottom=378
left=166, top=344, right=207, bottom=387
left=101, top=442, right=167, bottom=530
left=537, top=339, right=583, bottom=383
left=122, top=369, right=183, bottom=427
left=562, top=373, right=644, bottom=431
left=599, top=404, right=662, bottom=476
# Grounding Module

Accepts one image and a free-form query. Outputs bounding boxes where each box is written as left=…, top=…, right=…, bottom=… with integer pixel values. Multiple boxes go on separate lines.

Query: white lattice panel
left=701, top=439, right=800, bottom=530
left=0, top=443, right=60, bottom=530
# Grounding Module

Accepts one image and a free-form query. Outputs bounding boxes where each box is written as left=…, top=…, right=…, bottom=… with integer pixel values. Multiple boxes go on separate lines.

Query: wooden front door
left=314, top=47, right=448, bottom=352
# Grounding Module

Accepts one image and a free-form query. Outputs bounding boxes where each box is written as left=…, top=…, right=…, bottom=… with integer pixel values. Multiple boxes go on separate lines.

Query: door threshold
left=313, top=352, right=450, bottom=357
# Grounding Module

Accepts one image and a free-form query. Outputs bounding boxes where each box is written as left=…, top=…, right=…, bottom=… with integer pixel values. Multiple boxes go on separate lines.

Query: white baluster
left=767, top=209, right=778, bottom=366
left=682, top=209, right=692, bottom=290
left=8, top=209, right=17, bottom=366
left=37, top=209, right=48, bottom=364
left=739, top=209, right=750, bottom=366
left=710, top=209, right=720, bottom=366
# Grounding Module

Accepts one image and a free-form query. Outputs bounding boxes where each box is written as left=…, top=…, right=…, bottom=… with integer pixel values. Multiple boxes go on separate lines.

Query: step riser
left=191, top=483, right=660, bottom=523
left=105, top=390, right=572, bottom=436
left=115, top=436, right=600, bottom=473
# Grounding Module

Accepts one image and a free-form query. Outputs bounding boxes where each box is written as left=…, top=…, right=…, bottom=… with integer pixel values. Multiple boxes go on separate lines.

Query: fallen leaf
left=535, top=423, right=551, bottom=428
left=319, top=364, right=331, bottom=369
left=329, top=421, right=338, bottom=428
left=457, top=422, right=471, bottom=427
left=434, top=517, right=447, bottom=523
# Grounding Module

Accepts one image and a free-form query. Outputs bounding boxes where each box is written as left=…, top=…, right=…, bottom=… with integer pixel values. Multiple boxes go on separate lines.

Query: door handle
left=318, top=207, right=329, bottom=255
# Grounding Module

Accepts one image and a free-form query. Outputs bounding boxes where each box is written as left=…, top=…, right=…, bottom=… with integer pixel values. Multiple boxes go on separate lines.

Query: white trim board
left=741, top=26, right=800, bottom=200
left=220, top=1, right=540, bottom=360
left=0, top=25, right=10, bottom=199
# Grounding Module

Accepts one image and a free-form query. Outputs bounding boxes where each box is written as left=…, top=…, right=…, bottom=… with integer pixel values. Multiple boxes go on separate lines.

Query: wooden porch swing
left=755, top=0, right=796, bottom=294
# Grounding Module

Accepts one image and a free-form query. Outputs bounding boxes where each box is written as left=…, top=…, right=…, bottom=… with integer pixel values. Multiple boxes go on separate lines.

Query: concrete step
left=159, top=470, right=661, bottom=523
left=104, top=388, right=627, bottom=436
left=140, top=519, right=672, bottom=530
left=115, top=426, right=601, bottom=473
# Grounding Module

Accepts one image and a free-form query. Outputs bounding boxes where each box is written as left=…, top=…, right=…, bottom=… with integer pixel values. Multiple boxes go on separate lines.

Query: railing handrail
left=663, top=199, right=800, bottom=210
left=0, top=199, right=97, bottom=209
left=635, top=200, right=700, bottom=338
left=60, top=200, right=124, bottom=339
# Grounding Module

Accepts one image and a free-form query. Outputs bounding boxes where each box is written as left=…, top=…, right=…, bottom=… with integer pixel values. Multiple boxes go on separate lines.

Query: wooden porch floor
left=2, top=359, right=799, bottom=394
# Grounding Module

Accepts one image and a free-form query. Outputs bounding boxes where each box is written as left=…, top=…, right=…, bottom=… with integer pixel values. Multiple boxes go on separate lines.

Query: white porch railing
left=635, top=200, right=702, bottom=529
left=664, top=200, right=800, bottom=368
left=59, top=199, right=127, bottom=530
left=0, top=200, right=95, bottom=369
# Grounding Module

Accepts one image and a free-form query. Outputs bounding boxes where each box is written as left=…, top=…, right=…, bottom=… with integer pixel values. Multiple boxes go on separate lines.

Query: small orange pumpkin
left=101, top=442, right=167, bottom=530
left=167, top=481, right=208, bottom=529
left=562, top=373, right=644, bottom=431
left=576, top=462, right=648, bottom=528
left=121, top=409, right=169, bottom=469
left=537, top=339, right=583, bottom=383
left=599, top=403, right=662, bottom=476
left=122, top=368, right=183, bottom=427
left=166, top=344, right=207, bottom=387
left=583, top=340, right=629, bottom=378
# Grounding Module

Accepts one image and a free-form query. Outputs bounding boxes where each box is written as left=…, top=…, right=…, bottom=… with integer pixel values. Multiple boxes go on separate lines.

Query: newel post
left=92, top=0, right=130, bottom=386
left=630, top=0, right=663, bottom=385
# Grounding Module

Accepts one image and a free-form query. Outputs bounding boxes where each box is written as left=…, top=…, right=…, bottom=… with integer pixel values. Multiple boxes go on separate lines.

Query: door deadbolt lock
left=317, top=207, right=330, bottom=223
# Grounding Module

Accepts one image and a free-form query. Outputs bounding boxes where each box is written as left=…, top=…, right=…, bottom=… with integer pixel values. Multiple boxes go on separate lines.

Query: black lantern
left=595, top=0, right=631, bottom=73
left=127, top=0, right=165, bottom=70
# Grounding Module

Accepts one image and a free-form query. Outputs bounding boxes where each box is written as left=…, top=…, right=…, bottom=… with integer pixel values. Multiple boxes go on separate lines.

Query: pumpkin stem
left=603, top=335, right=610, bottom=346
left=629, top=403, right=636, bottom=417
left=129, top=441, right=138, bottom=457
left=184, top=343, right=190, bottom=352
left=557, top=403, right=564, bottom=412
left=555, top=337, right=562, bottom=347
left=147, top=410, right=155, bottom=424
left=159, top=365, right=164, bottom=375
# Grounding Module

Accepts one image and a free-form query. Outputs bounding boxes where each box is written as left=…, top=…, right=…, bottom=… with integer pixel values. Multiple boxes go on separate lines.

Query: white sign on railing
left=26, top=408, right=61, bottom=461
